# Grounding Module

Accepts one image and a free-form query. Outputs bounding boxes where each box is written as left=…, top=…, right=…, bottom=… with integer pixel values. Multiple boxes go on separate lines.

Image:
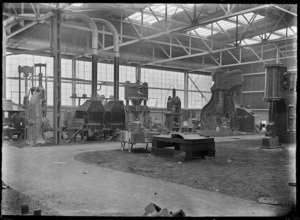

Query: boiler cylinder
left=264, top=64, right=287, bottom=102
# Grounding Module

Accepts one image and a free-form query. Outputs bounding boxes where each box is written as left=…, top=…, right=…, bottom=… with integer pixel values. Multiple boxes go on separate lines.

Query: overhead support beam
left=99, top=4, right=271, bottom=50
left=204, top=55, right=297, bottom=70
left=146, top=36, right=296, bottom=65
left=270, top=5, right=297, bottom=17
left=6, top=12, right=53, bottom=39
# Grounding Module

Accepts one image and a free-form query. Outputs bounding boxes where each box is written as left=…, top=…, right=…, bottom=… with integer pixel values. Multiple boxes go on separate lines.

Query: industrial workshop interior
left=2, top=3, right=297, bottom=217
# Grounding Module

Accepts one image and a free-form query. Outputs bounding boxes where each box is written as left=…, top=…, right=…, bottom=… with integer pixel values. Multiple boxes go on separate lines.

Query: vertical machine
left=25, top=64, right=50, bottom=145
left=164, top=88, right=182, bottom=132
left=119, top=81, right=159, bottom=151
left=262, top=64, right=296, bottom=145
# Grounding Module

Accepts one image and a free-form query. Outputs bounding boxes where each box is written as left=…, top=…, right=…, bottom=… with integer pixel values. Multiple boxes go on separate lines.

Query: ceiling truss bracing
left=3, top=3, right=297, bottom=72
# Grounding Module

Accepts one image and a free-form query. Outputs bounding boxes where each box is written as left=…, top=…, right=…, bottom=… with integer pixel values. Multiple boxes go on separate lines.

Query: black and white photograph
left=2, top=3, right=297, bottom=217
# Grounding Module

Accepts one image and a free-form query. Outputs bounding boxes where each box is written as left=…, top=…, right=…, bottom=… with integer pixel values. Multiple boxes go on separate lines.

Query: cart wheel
left=128, top=140, right=132, bottom=152
left=121, top=141, right=125, bottom=150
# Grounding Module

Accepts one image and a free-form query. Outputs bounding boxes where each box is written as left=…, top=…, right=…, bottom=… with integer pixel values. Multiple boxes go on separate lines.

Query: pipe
left=7, top=38, right=206, bottom=70
left=92, top=18, right=120, bottom=100
left=63, top=13, right=98, bottom=99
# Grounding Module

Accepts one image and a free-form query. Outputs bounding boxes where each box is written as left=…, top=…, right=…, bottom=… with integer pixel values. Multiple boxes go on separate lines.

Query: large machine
left=25, top=64, right=51, bottom=145
left=200, top=69, right=260, bottom=132
left=262, top=64, right=296, bottom=144
left=164, top=88, right=182, bottom=132
left=200, top=69, right=243, bottom=130
left=119, top=81, right=159, bottom=151
left=2, top=99, right=26, bottom=139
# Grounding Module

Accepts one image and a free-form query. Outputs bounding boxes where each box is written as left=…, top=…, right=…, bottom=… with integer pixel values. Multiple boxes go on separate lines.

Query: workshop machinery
left=2, top=99, right=26, bottom=139
left=120, top=81, right=159, bottom=152
left=200, top=69, right=261, bottom=132
left=164, top=88, right=182, bottom=132
left=262, top=64, right=296, bottom=145
left=200, top=69, right=243, bottom=130
left=25, top=64, right=51, bottom=145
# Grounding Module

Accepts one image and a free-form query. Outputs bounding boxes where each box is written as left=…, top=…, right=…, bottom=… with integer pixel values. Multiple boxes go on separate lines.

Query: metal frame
left=51, top=9, right=62, bottom=144
left=3, top=3, right=297, bottom=73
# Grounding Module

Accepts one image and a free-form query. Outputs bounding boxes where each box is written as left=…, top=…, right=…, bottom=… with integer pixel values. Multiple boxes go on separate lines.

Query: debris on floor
left=288, top=182, right=296, bottom=187
left=33, top=209, right=42, bottom=215
left=2, top=181, right=10, bottom=189
left=143, top=203, right=186, bottom=217
left=258, top=197, right=279, bottom=205
left=83, top=171, right=89, bottom=174
left=21, top=204, right=29, bottom=214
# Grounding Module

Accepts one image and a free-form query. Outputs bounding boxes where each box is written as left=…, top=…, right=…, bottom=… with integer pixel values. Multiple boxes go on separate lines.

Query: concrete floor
left=2, top=135, right=291, bottom=216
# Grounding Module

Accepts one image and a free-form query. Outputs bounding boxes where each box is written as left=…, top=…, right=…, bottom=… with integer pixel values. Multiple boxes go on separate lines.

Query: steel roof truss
left=265, top=11, right=285, bottom=40
left=148, top=6, right=166, bottom=31
left=237, top=13, right=257, bottom=44
left=158, top=44, right=171, bottom=58
left=227, top=50, right=241, bottom=63
left=126, top=16, right=142, bottom=37
left=215, top=21, right=232, bottom=41
left=178, top=5, right=193, bottom=22
left=173, top=35, right=190, bottom=55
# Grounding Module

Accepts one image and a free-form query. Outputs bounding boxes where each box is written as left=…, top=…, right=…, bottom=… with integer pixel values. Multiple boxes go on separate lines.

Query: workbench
left=151, top=133, right=215, bottom=160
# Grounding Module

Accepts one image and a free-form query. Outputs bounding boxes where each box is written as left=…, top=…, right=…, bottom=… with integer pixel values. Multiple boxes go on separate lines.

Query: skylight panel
left=275, top=28, right=287, bottom=36
left=267, top=33, right=283, bottom=40
left=240, top=38, right=260, bottom=46
left=71, top=3, right=84, bottom=7
left=149, top=4, right=183, bottom=16
left=228, top=12, right=265, bottom=25
left=214, top=20, right=239, bottom=30
left=191, top=27, right=214, bottom=37
left=287, top=26, right=297, bottom=36
left=127, top=12, right=163, bottom=25
left=275, top=26, right=297, bottom=37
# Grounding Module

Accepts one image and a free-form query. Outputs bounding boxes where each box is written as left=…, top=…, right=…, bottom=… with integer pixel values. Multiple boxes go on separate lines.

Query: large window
left=188, top=73, right=212, bottom=109
left=5, top=54, right=212, bottom=109
left=5, top=54, right=54, bottom=105
left=141, top=68, right=184, bottom=108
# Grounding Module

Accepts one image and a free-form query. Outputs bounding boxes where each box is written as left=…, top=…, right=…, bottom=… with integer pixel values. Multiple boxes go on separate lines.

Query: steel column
left=3, top=26, right=6, bottom=98
left=72, top=58, right=76, bottom=106
left=113, top=54, right=120, bottom=100
left=51, top=9, right=62, bottom=144
left=136, top=64, right=141, bottom=82
left=184, top=71, right=188, bottom=109
left=91, top=54, right=98, bottom=99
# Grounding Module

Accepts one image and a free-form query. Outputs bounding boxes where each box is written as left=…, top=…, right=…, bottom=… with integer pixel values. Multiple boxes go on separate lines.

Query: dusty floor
left=74, top=139, right=296, bottom=209
left=1, top=135, right=296, bottom=216
left=2, top=186, right=60, bottom=216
